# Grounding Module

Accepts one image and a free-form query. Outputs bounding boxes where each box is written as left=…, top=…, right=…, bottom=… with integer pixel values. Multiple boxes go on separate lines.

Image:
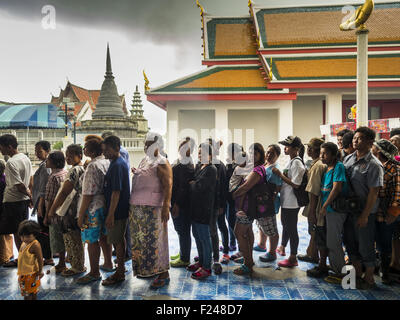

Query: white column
left=167, top=104, right=179, bottom=163
left=215, top=106, right=229, bottom=162
left=278, top=101, right=293, bottom=140
left=356, top=28, right=369, bottom=127
left=325, top=92, right=343, bottom=141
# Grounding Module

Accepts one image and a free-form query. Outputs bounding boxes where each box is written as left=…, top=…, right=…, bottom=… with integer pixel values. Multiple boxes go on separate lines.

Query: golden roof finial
left=248, top=0, right=253, bottom=8
left=340, top=0, right=374, bottom=31
left=196, top=0, right=204, bottom=16
left=268, top=58, right=273, bottom=81
left=143, top=70, right=150, bottom=92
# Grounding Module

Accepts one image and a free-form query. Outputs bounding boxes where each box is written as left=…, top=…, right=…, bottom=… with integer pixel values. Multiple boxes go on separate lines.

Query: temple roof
left=262, top=53, right=400, bottom=88
left=251, top=2, right=400, bottom=50
left=52, top=82, right=127, bottom=118
left=149, top=65, right=275, bottom=93
left=204, top=16, right=258, bottom=60
left=146, top=65, right=295, bottom=109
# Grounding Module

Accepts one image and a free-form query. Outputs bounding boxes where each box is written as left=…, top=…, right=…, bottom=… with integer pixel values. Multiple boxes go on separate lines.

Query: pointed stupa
left=92, top=44, right=125, bottom=119
left=131, top=85, right=144, bottom=119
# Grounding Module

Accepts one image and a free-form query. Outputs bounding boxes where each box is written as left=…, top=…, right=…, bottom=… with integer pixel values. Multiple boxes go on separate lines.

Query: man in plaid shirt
left=43, top=151, right=67, bottom=274
left=372, top=139, right=400, bottom=284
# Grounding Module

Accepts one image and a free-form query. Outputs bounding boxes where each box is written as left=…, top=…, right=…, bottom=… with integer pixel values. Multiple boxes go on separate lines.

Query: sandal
left=150, top=276, right=170, bottom=289
left=55, top=265, right=68, bottom=274
left=101, top=273, right=125, bottom=286
left=306, top=266, right=329, bottom=278
left=253, top=245, right=267, bottom=252
left=3, top=259, right=18, bottom=268
left=234, top=257, right=244, bottom=264
left=233, top=264, right=252, bottom=276
left=276, top=248, right=286, bottom=257
left=230, top=252, right=242, bottom=261
left=44, top=259, right=55, bottom=266
left=259, top=252, right=277, bottom=263
left=187, top=262, right=201, bottom=272
left=324, top=273, right=345, bottom=285
left=220, top=254, right=230, bottom=265
left=76, top=274, right=102, bottom=285
left=100, top=264, right=116, bottom=272
left=61, top=268, right=87, bottom=277
left=278, top=259, right=298, bottom=268
left=191, top=267, right=211, bottom=280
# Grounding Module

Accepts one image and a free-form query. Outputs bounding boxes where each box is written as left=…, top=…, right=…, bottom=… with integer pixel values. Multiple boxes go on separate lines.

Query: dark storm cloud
left=0, top=0, right=249, bottom=46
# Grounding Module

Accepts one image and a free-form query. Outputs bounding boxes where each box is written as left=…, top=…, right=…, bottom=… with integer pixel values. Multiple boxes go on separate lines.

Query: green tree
left=53, top=141, right=63, bottom=150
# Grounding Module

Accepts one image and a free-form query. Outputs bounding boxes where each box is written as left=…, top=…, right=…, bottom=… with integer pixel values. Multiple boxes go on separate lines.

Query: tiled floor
left=1, top=215, right=400, bottom=300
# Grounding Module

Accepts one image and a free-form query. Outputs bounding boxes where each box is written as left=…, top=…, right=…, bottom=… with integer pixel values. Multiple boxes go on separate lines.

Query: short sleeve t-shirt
left=321, top=162, right=348, bottom=213
left=104, top=156, right=130, bottom=220
left=265, top=163, right=282, bottom=214
left=343, top=151, right=384, bottom=214
left=280, top=157, right=306, bottom=209
left=241, top=165, right=265, bottom=213
left=4, top=153, right=32, bottom=203
left=119, top=146, right=130, bottom=168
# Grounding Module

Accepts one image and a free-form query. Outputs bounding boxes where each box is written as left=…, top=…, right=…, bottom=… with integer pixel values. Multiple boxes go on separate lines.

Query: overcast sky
left=0, top=0, right=387, bottom=134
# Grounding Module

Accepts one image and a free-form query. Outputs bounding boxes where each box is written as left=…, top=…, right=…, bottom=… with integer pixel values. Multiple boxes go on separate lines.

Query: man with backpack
left=299, top=138, right=327, bottom=273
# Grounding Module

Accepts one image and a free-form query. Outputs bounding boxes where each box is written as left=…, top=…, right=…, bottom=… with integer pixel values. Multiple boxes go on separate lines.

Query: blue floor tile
left=264, top=286, right=290, bottom=300
left=1, top=218, right=398, bottom=300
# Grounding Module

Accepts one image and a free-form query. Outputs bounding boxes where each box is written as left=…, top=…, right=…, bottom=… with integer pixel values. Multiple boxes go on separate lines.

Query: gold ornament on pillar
left=268, top=58, right=273, bottom=81
left=195, top=0, right=206, bottom=57
left=143, top=70, right=150, bottom=92
left=340, top=0, right=374, bottom=31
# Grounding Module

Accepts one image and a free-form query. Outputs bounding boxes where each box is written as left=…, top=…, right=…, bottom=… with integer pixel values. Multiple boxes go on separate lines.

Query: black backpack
left=247, top=166, right=277, bottom=219
left=291, top=157, right=309, bottom=207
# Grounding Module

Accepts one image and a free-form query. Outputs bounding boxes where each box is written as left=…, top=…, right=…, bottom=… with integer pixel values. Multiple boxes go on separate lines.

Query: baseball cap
left=305, top=138, right=324, bottom=149
left=278, top=136, right=303, bottom=148
left=373, top=139, right=398, bottom=161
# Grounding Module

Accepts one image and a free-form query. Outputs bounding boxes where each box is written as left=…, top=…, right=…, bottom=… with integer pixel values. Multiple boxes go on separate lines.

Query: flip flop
left=55, top=265, right=68, bottom=274
left=100, top=264, right=116, bottom=272
left=233, top=264, right=252, bottom=276
left=150, top=277, right=170, bottom=290
left=3, top=260, right=18, bottom=268
left=101, top=273, right=125, bottom=286
left=44, top=260, right=55, bottom=266
left=76, top=274, right=102, bottom=285
left=61, top=268, right=87, bottom=277
left=253, top=245, right=267, bottom=252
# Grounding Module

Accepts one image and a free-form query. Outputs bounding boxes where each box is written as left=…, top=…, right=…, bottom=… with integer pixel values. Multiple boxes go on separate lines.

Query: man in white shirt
left=0, top=134, right=33, bottom=267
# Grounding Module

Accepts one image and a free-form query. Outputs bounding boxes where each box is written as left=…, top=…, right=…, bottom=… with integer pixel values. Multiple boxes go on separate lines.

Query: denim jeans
left=226, top=199, right=237, bottom=248
left=125, top=222, right=132, bottom=259
left=192, top=222, right=212, bottom=270
left=209, top=209, right=219, bottom=262
left=217, top=209, right=229, bottom=254
left=172, top=211, right=192, bottom=262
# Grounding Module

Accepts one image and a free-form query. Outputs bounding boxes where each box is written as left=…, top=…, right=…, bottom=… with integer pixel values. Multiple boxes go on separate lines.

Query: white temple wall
left=293, top=95, right=325, bottom=143
left=165, top=100, right=293, bottom=163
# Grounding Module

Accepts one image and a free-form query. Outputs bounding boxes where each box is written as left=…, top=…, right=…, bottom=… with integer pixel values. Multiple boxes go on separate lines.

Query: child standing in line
left=17, top=220, right=44, bottom=300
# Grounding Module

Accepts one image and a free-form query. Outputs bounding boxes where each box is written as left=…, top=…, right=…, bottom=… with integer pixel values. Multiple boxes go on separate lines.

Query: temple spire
left=131, top=85, right=144, bottom=119
left=92, top=44, right=125, bottom=119
left=106, top=43, right=114, bottom=79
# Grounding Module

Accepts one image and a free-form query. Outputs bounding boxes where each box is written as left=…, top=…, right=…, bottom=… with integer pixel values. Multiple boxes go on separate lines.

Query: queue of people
left=0, top=125, right=399, bottom=300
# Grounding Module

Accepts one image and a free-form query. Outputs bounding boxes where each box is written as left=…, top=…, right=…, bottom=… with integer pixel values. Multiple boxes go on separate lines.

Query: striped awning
left=0, top=104, right=66, bottom=128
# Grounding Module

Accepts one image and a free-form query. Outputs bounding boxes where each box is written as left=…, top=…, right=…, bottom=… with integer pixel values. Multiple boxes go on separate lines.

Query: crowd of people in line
left=0, top=126, right=400, bottom=300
